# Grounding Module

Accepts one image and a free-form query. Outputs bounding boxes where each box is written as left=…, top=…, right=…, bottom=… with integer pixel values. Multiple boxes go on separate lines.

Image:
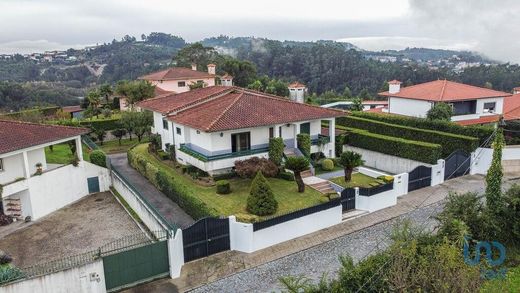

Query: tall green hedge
left=341, top=116, right=479, bottom=156
left=345, top=128, right=443, bottom=164
left=343, top=112, right=494, bottom=144
left=127, top=146, right=217, bottom=219
left=297, top=133, right=311, bottom=157
left=79, top=118, right=121, bottom=131
left=268, top=137, right=284, bottom=166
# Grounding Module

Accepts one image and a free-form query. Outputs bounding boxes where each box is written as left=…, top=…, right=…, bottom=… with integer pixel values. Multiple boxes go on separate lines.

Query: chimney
left=207, top=63, right=216, bottom=75
left=388, top=80, right=402, bottom=94
left=514, top=87, right=520, bottom=95
left=288, top=81, right=306, bottom=103
left=221, top=74, right=233, bottom=86
left=191, top=63, right=197, bottom=71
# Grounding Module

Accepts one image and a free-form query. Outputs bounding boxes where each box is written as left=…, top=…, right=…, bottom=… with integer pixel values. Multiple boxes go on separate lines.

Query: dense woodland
left=1, top=34, right=520, bottom=111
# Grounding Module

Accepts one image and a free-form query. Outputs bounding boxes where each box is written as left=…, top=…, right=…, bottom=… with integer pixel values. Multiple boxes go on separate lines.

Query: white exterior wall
left=167, top=229, right=184, bottom=278
left=150, top=77, right=215, bottom=93
left=431, top=159, right=446, bottom=186
left=355, top=173, right=407, bottom=212
left=471, top=145, right=520, bottom=175
left=1, top=260, right=106, bottom=293
left=388, top=97, right=432, bottom=118
left=0, top=153, right=25, bottom=184
left=26, top=162, right=110, bottom=220
left=229, top=205, right=342, bottom=253
left=344, top=146, right=430, bottom=174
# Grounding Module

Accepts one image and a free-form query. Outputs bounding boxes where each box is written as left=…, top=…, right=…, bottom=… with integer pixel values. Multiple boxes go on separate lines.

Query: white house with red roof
left=0, top=120, right=110, bottom=221
left=138, top=64, right=220, bottom=93
left=379, top=80, right=511, bottom=125
left=138, top=86, right=343, bottom=175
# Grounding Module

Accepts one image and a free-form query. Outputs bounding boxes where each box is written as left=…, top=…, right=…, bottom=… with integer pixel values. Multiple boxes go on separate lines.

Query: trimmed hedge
left=297, top=133, right=311, bottom=157
left=345, top=127, right=443, bottom=164
left=345, top=111, right=494, bottom=144
left=128, top=146, right=217, bottom=219
left=341, top=116, right=479, bottom=156
left=268, top=137, right=284, bottom=166
left=90, top=150, right=107, bottom=168
left=277, top=171, right=295, bottom=181
left=79, top=118, right=121, bottom=131
left=216, top=180, right=231, bottom=194
left=321, top=159, right=334, bottom=171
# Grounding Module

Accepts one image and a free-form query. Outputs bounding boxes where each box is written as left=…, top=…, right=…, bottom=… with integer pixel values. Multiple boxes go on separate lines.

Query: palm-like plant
left=339, top=151, right=364, bottom=182
left=285, top=156, right=310, bottom=193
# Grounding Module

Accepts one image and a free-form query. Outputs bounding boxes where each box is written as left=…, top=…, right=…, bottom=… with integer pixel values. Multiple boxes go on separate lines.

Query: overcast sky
left=1, top=0, right=519, bottom=63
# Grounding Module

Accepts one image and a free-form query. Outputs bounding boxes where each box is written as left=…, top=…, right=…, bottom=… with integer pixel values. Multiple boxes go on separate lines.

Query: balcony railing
left=179, top=144, right=269, bottom=162
left=311, top=134, right=331, bottom=146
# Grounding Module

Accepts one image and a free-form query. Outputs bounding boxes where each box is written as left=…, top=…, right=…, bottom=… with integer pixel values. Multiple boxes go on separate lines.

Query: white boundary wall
left=344, top=146, right=430, bottom=174
left=111, top=171, right=171, bottom=234
left=430, top=159, right=445, bottom=186
left=355, top=172, right=408, bottom=212
left=229, top=205, right=342, bottom=253
left=471, top=146, right=520, bottom=175
left=1, top=260, right=106, bottom=293
left=168, top=229, right=184, bottom=278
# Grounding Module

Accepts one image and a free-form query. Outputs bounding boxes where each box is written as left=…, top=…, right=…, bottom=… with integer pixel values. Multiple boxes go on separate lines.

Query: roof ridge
left=170, top=87, right=235, bottom=115
left=439, top=79, right=448, bottom=101
left=206, top=92, right=244, bottom=131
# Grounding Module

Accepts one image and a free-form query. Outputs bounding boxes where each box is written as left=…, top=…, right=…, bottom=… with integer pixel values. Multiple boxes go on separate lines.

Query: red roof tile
left=139, top=67, right=215, bottom=81
left=288, top=81, right=306, bottom=88
left=503, top=93, right=520, bottom=121
left=169, top=90, right=343, bottom=132
left=154, top=86, right=174, bottom=96
left=379, top=80, right=511, bottom=102
left=0, top=120, right=89, bottom=155
left=455, top=115, right=500, bottom=126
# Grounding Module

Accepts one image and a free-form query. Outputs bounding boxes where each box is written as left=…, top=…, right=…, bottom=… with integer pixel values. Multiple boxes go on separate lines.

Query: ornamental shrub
left=90, top=150, right=107, bottom=167
left=247, top=171, right=278, bottom=216
left=321, top=159, right=334, bottom=171
left=276, top=171, right=295, bottom=181
left=343, top=111, right=494, bottom=144
left=216, top=180, right=231, bottom=194
left=297, top=133, right=311, bottom=157
left=377, top=175, right=394, bottom=184
left=341, top=116, right=478, bottom=156
left=268, top=137, right=284, bottom=166
left=235, top=157, right=278, bottom=178
left=344, top=127, right=442, bottom=164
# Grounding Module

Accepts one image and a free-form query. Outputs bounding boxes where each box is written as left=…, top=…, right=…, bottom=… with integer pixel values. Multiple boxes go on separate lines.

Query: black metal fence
left=358, top=182, right=393, bottom=196
left=252, top=198, right=341, bottom=231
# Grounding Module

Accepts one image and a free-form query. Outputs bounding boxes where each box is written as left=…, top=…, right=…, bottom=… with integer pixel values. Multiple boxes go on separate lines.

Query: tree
left=188, top=81, right=205, bottom=90
left=358, top=88, right=372, bottom=100
left=219, top=57, right=257, bottom=87
left=339, top=151, right=364, bottom=182
left=426, top=102, right=453, bottom=121
left=87, top=91, right=102, bottom=118
left=98, top=83, right=113, bottom=104
left=120, top=111, right=135, bottom=140
left=285, top=156, right=310, bottom=193
left=173, top=43, right=218, bottom=67
left=111, top=128, right=127, bottom=145
left=246, top=171, right=278, bottom=216
left=484, top=81, right=493, bottom=89
left=486, top=128, right=504, bottom=216
left=342, top=86, right=352, bottom=99
left=115, top=80, right=155, bottom=109
left=351, top=98, right=363, bottom=111
left=132, top=111, right=153, bottom=142
left=92, top=128, right=106, bottom=145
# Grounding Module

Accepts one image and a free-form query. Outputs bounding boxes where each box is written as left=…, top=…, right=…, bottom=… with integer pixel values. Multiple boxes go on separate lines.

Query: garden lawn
left=481, top=266, right=520, bottom=292
left=330, top=173, right=381, bottom=188
left=99, top=138, right=148, bottom=154
left=44, top=143, right=90, bottom=164
left=133, top=144, right=324, bottom=221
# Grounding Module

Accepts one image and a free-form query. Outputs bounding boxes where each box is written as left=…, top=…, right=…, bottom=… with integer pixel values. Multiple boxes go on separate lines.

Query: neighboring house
left=61, top=105, right=84, bottom=119
left=362, top=100, right=388, bottom=111
left=379, top=80, right=511, bottom=125
left=138, top=86, right=343, bottom=175
left=503, top=92, right=520, bottom=122
left=288, top=82, right=307, bottom=103
left=321, top=100, right=388, bottom=112
left=138, top=63, right=218, bottom=93
left=0, top=120, right=110, bottom=221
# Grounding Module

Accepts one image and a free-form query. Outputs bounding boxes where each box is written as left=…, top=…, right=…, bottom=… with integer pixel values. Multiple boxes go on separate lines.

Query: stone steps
left=342, top=210, right=369, bottom=221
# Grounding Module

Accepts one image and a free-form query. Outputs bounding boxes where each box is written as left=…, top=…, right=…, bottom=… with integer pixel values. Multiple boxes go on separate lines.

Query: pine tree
left=247, top=171, right=278, bottom=216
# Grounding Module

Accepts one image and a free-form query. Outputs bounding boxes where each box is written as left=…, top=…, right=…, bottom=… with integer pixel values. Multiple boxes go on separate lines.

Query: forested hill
left=1, top=34, right=520, bottom=111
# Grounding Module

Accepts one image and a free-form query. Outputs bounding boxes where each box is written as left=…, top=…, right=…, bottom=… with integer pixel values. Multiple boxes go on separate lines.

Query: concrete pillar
left=22, top=151, right=30, bottom=178
left=329, top=119, right=336, bottom=158
left=168, top=229, right=185, bottom=279
left=354, top=187, right=360, bottom=210
left=75, top=137, right=83, bottom=162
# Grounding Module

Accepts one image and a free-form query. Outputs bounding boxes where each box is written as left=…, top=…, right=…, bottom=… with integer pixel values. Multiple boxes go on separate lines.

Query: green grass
left=330, top=173, right=382, bottom=188
left=481, top=266, right=520, bottom=292
left=134, top=143, right=324, bottom=221
left=44, top=143, right=90, bottom=164
left=98, top=137, right=148, bottom=154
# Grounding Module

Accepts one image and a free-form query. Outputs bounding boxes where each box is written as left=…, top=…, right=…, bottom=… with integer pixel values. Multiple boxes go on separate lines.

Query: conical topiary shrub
left=247, top=171, right=278, bottom=216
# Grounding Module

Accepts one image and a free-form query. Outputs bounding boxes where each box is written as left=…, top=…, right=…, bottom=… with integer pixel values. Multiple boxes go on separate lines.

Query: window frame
left=162, top=119, right=169, bottom=130
left=178, top=81, right=186, bottom=87
left=269, top=127, right=274, bottom=139
left=483, top=102, right=496, bottom=113
left=176, top=127, right=182, bottom=135
left=231, top=132, right=251, bottom=153
left=0, top=158, right=3, bottom=172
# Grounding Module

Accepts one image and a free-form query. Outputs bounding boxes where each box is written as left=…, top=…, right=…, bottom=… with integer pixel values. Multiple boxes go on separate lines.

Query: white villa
left=379, top=79, right=511, bottom=126
left=0, top=120, right=110, bottom=221
left=138, top=86, right=343, bottom=175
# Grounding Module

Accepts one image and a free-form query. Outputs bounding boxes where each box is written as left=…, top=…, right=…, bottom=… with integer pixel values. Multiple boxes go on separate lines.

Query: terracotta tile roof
left=454, top=115, right=500, bottom=126
left=61, top=106, right=83, bottom=113
left=139, top=67, right=215, bottom=81
left=139, top=86, right=343, bottom=132
left=503, top=93, right=520, bottom=121
left=137, top=86, right=234, bottom=114
left=288, top=81, right=306, bottom=88
left=154, top=86, right=174, bottom=96
left=388, top=80, right=401, bottom=84
left=0, top=120, right=89, bottom=155
left=379, top=80, right=511, bottom=102
left=221, top=74, right=233, bottom=79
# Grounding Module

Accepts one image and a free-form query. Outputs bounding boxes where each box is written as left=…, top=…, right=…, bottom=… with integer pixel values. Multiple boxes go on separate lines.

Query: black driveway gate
left=182, top=217, right=230, bottom=262
left=340, top=188, right=356, bottom=211
left=444, top=150, right=470, bottom=180
left=408, top=165, right=432, bottom=192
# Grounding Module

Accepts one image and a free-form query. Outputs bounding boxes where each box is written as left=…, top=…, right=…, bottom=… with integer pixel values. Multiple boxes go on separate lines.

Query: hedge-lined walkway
left=109, top=153, right=195, bottom=228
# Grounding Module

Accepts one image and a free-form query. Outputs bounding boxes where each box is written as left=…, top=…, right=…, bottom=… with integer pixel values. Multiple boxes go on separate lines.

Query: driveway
left=109, top=153, right=195, bottom=229
left=0, top=192, right=143, bottom=268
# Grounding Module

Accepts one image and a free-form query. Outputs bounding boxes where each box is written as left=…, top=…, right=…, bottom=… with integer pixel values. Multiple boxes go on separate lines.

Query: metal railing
left=81, top=135, right=99, bottom=150
left=179, top=144, right=269, bottom=162
left=358, top=182, right=393, bottom=196
left=311, top=134, right=331, bottom=145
